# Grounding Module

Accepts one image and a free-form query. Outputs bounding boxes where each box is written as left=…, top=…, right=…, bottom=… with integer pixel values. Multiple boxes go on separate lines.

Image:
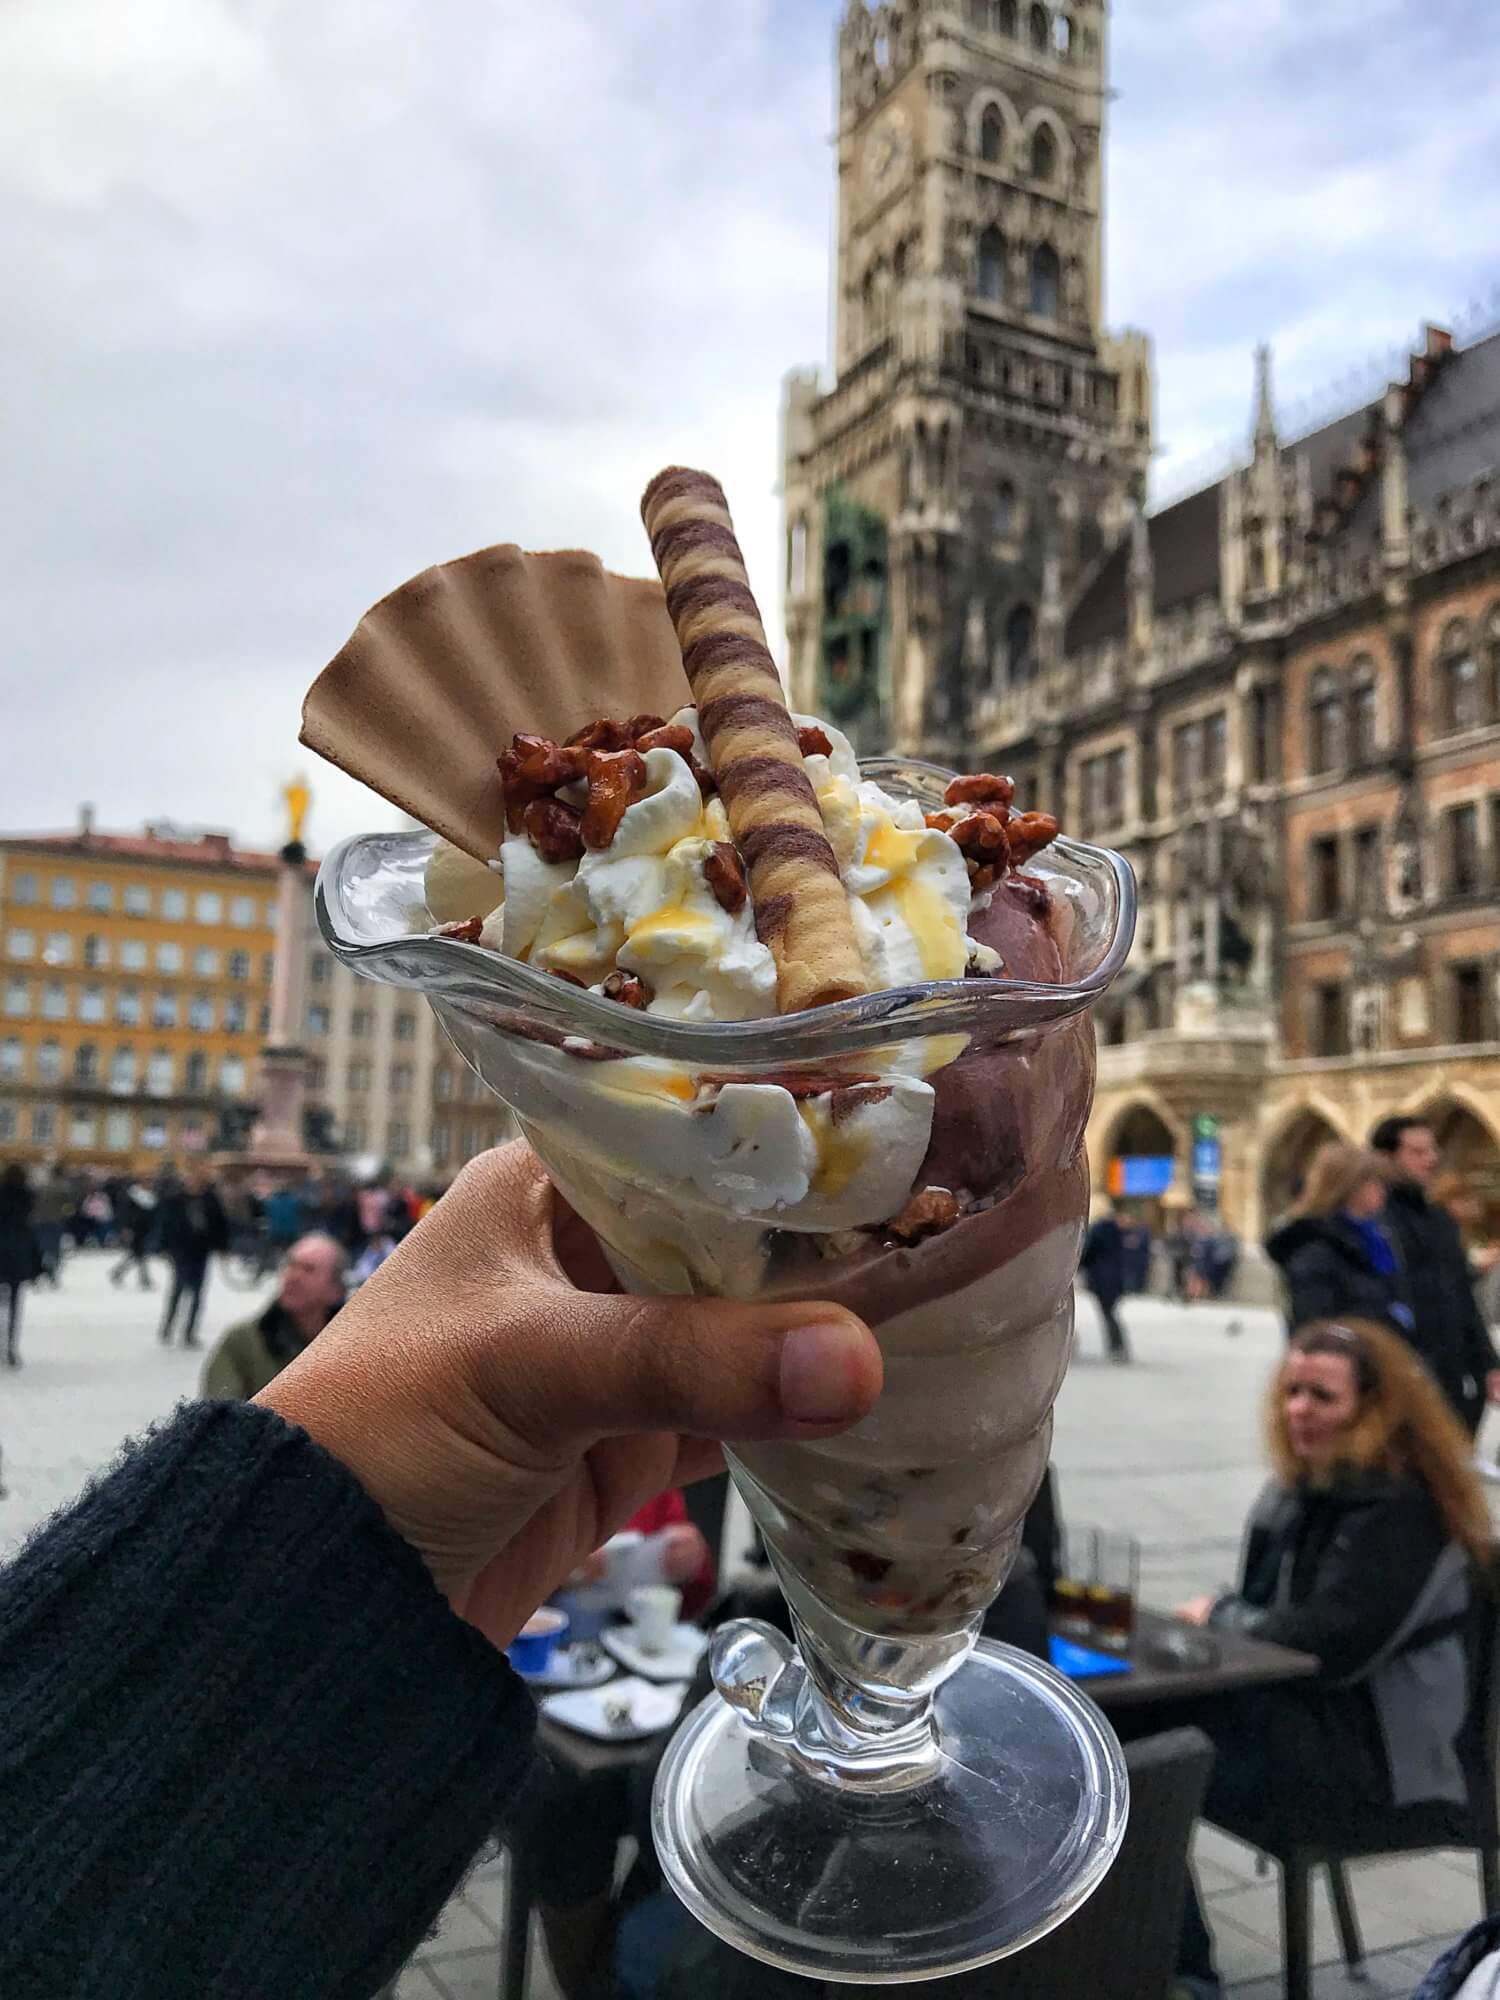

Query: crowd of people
left=0, top=1117, right=1498, bottom=1998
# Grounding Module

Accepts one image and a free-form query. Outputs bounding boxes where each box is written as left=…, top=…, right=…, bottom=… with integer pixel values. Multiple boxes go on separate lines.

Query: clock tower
left=782, top=0, right=1152, bottom=769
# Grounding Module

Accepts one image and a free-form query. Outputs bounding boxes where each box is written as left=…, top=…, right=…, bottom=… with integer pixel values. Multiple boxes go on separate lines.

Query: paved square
left=1, top=1256, right=1487, bottom=1996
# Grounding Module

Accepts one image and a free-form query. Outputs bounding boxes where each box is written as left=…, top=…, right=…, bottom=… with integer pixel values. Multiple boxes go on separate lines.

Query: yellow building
left=0, top=816, right=287, bottom=1171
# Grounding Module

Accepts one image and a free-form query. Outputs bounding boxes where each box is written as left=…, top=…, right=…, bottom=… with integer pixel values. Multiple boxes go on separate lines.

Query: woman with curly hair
left=1168, top=1318, right=1493, bottom=1998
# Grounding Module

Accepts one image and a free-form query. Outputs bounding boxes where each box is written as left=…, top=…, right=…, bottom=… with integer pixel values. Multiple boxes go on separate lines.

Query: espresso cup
left=627, top=1584, right=682, bottom=1655
left=509, top=1605, right=569, bottom=1676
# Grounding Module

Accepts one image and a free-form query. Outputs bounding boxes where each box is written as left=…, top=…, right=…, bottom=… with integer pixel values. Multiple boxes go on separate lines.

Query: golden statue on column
left=283, top=774, right=312, bottom=853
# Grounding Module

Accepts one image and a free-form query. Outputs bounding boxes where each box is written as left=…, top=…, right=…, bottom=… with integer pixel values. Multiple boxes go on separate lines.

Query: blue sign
left=1193, top=1138, right=1222, bottom=1186
left=1118, top=1155, right=1175, bottom=1198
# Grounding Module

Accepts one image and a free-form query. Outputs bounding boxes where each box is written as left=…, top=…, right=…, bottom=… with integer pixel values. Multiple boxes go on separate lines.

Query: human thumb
left=522, top=1290, right=883, bottom=1448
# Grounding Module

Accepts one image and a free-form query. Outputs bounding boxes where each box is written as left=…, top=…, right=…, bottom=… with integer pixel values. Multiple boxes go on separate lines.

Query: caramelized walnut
left=884, top=1187, right=962, bottom=1244
left=580, top=748, right=648, bottom=851
left=703, top=842, right=748, bottom=915
left=523, top=796, right=585, bottom=864
left=601, top=970, right=653, bottom=1010
left=1005, top=812, right=1061, bottom=866
left=634, top=722, right=696, bottom=758
left=944, top=773, right=1017, bottom=811
left=435, top=917, right=484, bottom=944
left=797, top=724, right=834, bottom=758
left=499, top=733, right=587, bottom=832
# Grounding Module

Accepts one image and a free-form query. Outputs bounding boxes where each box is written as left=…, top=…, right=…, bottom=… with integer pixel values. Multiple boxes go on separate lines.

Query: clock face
left=866, top=111, right=911, bottom=193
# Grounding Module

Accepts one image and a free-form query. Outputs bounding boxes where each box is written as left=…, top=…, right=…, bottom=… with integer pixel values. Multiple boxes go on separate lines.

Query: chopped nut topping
left=601, top=970, right=652, bottom=1010
left=1006, top=812, right=1062, bottom=866
left=635, top=723, right=696, bottom=758
left=523, top=796, right=585, bottom=864
left=797, top=724, right=834, bottom=758
left=703, top=841, right=748, bottom=914
left=580, top=747, right=648, bottom=851
left=944, top=773, right=1016, bottom=810
left=435, top=917, right=484, bottom=944
left=884, top=1187, right=962, bottom=1244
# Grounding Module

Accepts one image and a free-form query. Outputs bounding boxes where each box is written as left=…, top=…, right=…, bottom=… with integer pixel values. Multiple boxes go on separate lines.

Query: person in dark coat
left=1080, top=1203, right=1131, bottom=1362
left=0, top=1164, right=42, bottom=1367
left=154, top=1163, right=230, bottom=1349
left=1266, top=1142, right=1412, bottom=1337
left=1373, top=1115, right=1500, bottom=1432
left=1155, top=1318, right=1493, bottom=1996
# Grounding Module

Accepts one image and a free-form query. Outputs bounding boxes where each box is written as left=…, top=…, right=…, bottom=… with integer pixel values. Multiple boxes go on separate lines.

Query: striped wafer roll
left=641, top=466, right=869, bottom=1014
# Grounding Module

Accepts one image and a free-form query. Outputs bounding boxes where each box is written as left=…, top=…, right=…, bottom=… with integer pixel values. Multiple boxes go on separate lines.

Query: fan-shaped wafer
left=641, top=466, right=869, bottom=1015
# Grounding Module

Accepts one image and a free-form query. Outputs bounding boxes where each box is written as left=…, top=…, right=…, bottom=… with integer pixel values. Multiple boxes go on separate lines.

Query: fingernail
left=779, top=1321, right=869, bottom=1425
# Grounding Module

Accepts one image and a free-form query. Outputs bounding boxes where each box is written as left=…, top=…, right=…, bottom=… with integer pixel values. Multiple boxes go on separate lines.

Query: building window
left=1250, top=685, right=1276, bottom=783
left=1352, top=826, right=1382, bottom=915
left=1447, top=803, right=1481, bottom=895
left=258, top=1004, right=270, bottom=1036
left=189, top=994, right=214, bottom=1031
left=391, top=1062, right=413, bottom=1097
left=1313, top=982, right=1348, bottom=1057
left=461, top=1123, right=483, bottom=1159
left=307, top=1056, right=327, bottom=1091
left=461, top=1070, right=482, bottom=1104
left=351, top=1008, right=372, bottom=1039
left=1452, top=962, right=1489, bottom=1045
left=49, top=877, right=77, bottom=910
left=42, top=980, right=67, bottom=1021
left=261, top=953, right=275, bottom=983
left=435, top=1067, right=454, bottom=1103
left=223, top=997, right=247, bottom=1033
left=228, top=950, right=250, bottom=981
left=994, top=0, right=1018, bottom=32
left=432, top=1124, right=452, bottom=1167
left=185, top=1050, right=209, bottom=1093
left=345, top=1117, right=366, bottom=1152
left=79, top=984, right=106, bottom=1025
left=221, top=1054, right=247, bottom=1095
left=230, top=895, right=256, bottom=928
left=110, top=1047, right=136, bottom=1092
left=195, top=893, right=223, bottom=925
left=1203, top=711, right=1228, bottom=793
left=147, top=1050, right=174, bottom=1095
left=141, top=1120, right=168, bottom=1151
left=976, top=227, right=1005, bottom=303
left=115, top=988, right=142, bottom=1027
left=1029, top=1, right=1049, bottom=49
left=1029, top=124, right=1056, bottom=182
left=1311, top=835, right=1342, bottom=919
left=0, top=1105, right=14, bottom=1143
left=1029, top=243, right=1060, bottom=318
left=157, top=941, right=183, bottom=973
left=1172, top=720, right=1202, bottom=799
left=1004, top=603, right=1036, bottom=684
left=6, top=929, right=34, bottom=960
left=307, top=1005, right=331, bottom=1036
left=74, top=1042, right=98, bottom=1084
left=152, top=991, right=178, bottom=1029
left=86, top=881, right=112, bottom=913
left=1441, top=621, right=1482, bottom=733
left=994, top=482, right=1016, bottom=537
left=105, top=1110, right=133, bottom=1152
left=979, top=105, right=1003, bottom=164
left=36, top=1040, right=60, bottom=1084
left=70, top=1111, right=96, bottom=1149
left=1308, top=667, right=1344, bottom=774
left=192, top=946, right=218, bottom=977
left=348, top=1058, right=372, bottom=1093
left=10, top=872, right=36, bottom=906
left=31, top=1104, right=55, bottom=1142
left=43, top=932, right=71, bottom=966
left=4, top=978, right=29, bottom=1018
left=388, top=1121, right=411, bottom=1160
left=83, top=934, right=108, bottom=969
left=126, top=884, right=153, bottom=917
left=0, top=1037, right=20, bottom=1080
left=1349, top=661, right=1379, bottom=763
left=310, top=956, right=331, bottom=986
left=120, top=939, right=147, bottom=971
left=1053, top=10, right=1073, bottom=53
left=395, top=1011, right=417, bottom=1043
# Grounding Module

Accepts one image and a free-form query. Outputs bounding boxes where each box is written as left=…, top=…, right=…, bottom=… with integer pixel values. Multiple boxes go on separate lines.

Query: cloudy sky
left=4, top=0, right=1498, bottom=855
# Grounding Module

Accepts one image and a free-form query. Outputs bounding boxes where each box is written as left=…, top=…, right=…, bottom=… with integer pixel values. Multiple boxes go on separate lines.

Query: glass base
left=652, top=1638, right=1127, bottom=1986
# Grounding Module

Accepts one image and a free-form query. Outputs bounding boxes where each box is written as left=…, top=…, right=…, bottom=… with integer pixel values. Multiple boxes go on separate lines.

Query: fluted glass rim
left=315, top=755, right=1136, bottom=1063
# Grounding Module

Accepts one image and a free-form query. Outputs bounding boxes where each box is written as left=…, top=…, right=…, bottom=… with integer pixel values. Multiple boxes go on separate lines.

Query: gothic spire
left=1251, top=342, right=1278, bottom=453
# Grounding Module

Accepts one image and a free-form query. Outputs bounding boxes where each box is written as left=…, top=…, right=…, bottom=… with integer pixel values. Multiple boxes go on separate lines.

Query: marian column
left=245, top=778, right=315, bottom=1176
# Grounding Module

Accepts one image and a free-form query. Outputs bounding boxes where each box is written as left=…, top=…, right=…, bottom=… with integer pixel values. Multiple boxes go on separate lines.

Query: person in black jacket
left=154, top=1162, right=230, bottom=1349
left=1373, top=1115, right=1500, bottom=1432
left=1266, top=1141, right=1413, bottom=1337
left=0, top=1142, right=883, bottom=2000
left=1080, top=1203, right=1131, bottom=1362
left=1163, top=1318, right=1492, bottom=1997
left=0, top=1163, right=42, bottom=1367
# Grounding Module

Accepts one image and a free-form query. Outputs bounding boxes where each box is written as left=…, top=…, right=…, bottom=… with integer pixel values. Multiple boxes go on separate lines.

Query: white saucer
left=541, top=1674, right=690, bottom=1743
left=602, top=1622, right=710, bottom=1683
left=514, top=1642, right=616, bottom=1691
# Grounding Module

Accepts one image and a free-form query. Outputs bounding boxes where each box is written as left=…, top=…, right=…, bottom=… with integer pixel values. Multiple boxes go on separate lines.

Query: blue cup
left=509, top=1605, right=570, bottom=1676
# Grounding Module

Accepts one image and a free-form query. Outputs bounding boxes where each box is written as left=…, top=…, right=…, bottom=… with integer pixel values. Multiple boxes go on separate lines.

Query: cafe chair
left=1209, top=1579, right=1500, bottom=2000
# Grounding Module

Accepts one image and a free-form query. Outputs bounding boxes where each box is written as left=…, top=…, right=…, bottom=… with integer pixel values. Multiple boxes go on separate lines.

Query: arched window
left=1029, top=243, right=1060, bottom=317
left=1308, top=666, right=1345, bottom=775
left=1004, top=603, right=1037, bottom=684
left=1441, top=620, right=1481, bottom=732
left=1030, top=124, right=1057, bottom=182
left=1349, top=657, right=1380, bottom=764
left=967, top=0, right=986, bottom=25
left=994, top=0, right=1018, bottom=33
left=980, top=105, right=1003, bottom=164
left=994, top=482, right=1017, bottom=537
left=977, top=227, right=1006, bottom=303
left=1029, top=3, right=1050, bottom=51
left=74, top=1042, right=98, bottom=1084
left=1054, top=11, right=1074, bottom=54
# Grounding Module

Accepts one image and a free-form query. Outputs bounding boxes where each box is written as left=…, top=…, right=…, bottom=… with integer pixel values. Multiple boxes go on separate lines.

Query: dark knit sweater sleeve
left=0, top=1399, right=536, bottom=2000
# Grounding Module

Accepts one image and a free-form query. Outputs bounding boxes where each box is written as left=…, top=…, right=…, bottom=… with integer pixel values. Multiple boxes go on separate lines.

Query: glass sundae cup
left=318, top=750, right=1134, bottom=1985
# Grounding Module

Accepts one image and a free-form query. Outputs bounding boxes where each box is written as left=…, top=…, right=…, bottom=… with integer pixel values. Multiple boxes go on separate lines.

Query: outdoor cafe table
left=497, top=1610, right=1319, bottom=1998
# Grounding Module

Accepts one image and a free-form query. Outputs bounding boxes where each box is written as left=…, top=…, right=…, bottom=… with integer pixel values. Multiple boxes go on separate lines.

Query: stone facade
left=784, top=3, right=1500, bottom=1244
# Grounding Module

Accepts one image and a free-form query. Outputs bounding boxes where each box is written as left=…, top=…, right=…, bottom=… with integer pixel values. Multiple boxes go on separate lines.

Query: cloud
left=3, top=0, right=1498, bottom=853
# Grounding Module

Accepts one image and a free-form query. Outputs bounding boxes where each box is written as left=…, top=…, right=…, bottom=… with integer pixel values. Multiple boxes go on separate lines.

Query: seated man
left=200, top=1234, right=347, bottom=1402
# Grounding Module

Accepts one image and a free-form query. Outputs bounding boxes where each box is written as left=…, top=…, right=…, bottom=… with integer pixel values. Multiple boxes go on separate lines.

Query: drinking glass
left=318, top=753, right=1135, bottom=1984
left=1086, top=1531, right=1140, bottom=1654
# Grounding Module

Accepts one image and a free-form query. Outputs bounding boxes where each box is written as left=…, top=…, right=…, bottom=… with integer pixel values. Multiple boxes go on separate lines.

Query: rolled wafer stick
left=641, top=466, right=869, bottom=1014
